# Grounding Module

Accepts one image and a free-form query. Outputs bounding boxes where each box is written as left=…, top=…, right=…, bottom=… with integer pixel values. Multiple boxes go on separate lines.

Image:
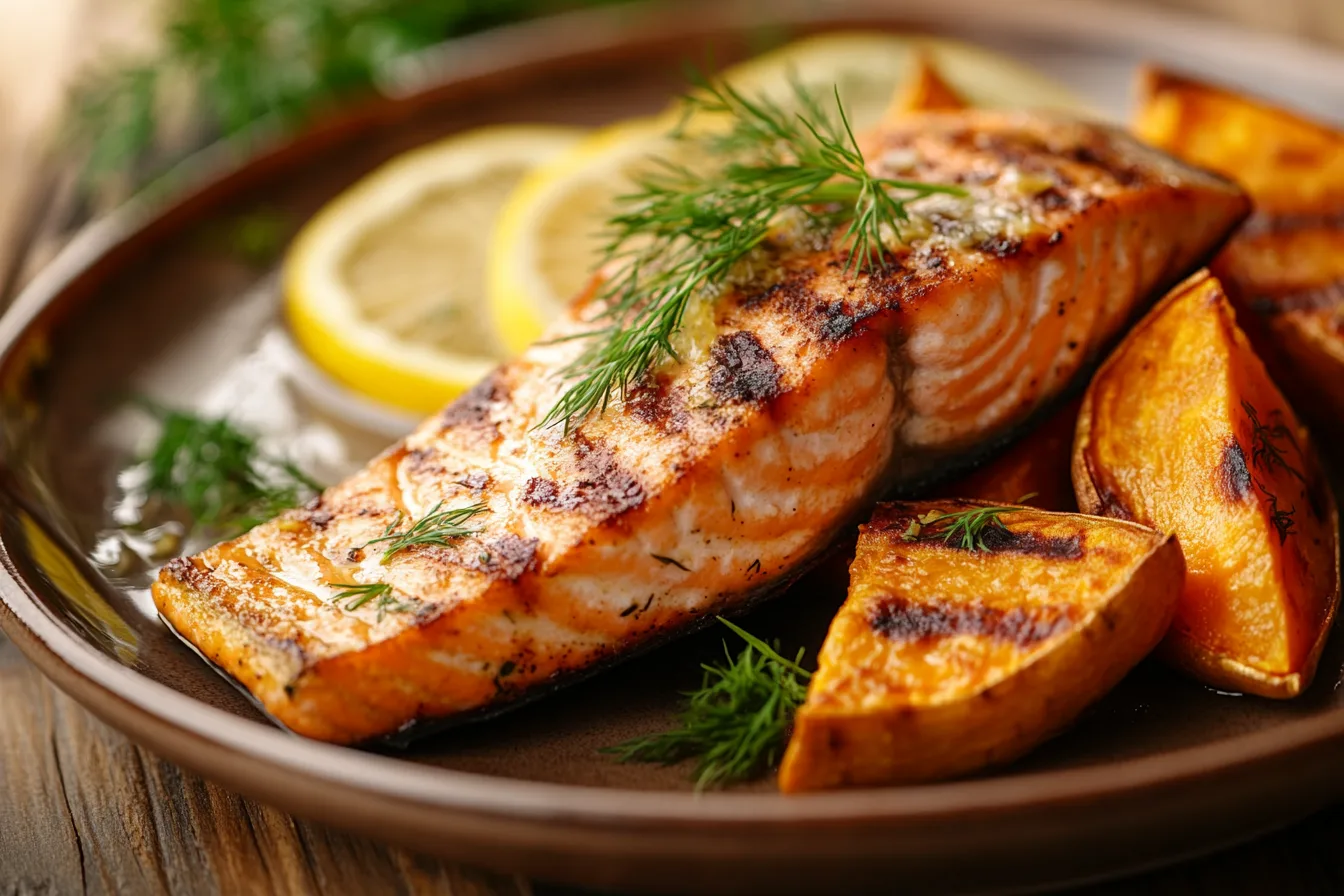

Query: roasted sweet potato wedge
left=1132, top=67, right=1344, bottom=438
left=1074, top=270, right=1341, bottom=697
left=1132, top=68, right=1344, bottom=212
left=945, top=398, right=1081, bottom=512
left=778, top=500, right=1183, bottom=791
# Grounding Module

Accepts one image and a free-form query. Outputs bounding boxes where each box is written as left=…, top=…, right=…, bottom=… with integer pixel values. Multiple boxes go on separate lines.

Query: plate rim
left=2, top=0, right=1344, bottom=854
left=7, top=561, right=1344, bottom=826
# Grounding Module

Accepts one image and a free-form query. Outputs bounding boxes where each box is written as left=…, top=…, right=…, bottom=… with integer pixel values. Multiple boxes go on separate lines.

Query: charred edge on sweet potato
left=1082, top=452, right=1136, bottom=522
left=867, top=595, right=1080, bottom=647
left=975, top=526, right=1084, bottom=559
left=872, top=503, right=1088, bottom=558
left=1217, top=439, right=1254, bottom=503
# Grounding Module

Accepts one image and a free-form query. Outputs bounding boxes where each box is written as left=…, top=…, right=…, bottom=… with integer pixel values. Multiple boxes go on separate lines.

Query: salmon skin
left=154, top=111, right=1249, bottom=744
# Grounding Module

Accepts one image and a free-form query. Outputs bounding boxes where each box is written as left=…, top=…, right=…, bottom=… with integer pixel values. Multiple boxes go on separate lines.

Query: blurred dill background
left=0, top=0, right=633, bottom=296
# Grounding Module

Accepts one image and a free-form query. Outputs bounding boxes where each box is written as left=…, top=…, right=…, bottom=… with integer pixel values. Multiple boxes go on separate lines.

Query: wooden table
left=0, top=634, right=532, bottom=896
left=7, top=625, right=1344, bottom=895
left=3, top=1, right=1344, bottom=893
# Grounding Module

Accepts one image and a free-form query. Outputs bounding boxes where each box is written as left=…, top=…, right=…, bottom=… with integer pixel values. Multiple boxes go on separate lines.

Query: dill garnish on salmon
left=154, top=82, right=1248, bottom=743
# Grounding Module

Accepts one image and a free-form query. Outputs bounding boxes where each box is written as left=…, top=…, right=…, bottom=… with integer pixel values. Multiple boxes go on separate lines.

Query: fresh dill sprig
left=902, top=494, right=1038, bottom=551
left=1242, top=399, right=1306, bottom=484
left=363, top=501, right=488, bottom=564
left=327, top=581, right=414, bottom=621
left=1242, top=400, right=1305, bottom=544
left=604, top=617, right=811, bottom=790
left=1261, top=489, right=1298, bottom=544
left=539, top=76, right=964, bottom=432
left=138, top=402, right=321, bottom=533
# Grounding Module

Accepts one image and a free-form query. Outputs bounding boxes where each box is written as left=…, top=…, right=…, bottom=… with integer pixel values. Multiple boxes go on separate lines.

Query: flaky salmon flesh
left=154, top=110, right=1249, bottom=743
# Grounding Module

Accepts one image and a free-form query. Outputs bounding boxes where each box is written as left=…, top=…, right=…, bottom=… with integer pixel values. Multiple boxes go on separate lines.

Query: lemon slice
left=486, top=33, right=1088, bottom=346
left=719, top=31, right=1092, bottom=129
left=488, top=116, right=677, bottom=354
left=284, top=124, right=583, bottom=414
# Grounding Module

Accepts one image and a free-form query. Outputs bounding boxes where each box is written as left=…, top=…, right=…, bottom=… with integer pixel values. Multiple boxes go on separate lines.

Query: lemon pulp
left=283, top=124, right=583, bottom=414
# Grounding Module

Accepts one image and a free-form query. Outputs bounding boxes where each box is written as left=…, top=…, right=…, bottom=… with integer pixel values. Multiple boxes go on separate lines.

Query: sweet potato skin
left=1132, top=67, right=1344, bottom=440
left=778, top=501, right=1183, bottom=792
left=1073, top=270, right=1340, bottom=698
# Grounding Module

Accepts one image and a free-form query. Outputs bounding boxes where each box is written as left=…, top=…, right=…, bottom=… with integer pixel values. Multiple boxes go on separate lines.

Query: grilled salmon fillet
left=154, top=110, right=1249, bottom=743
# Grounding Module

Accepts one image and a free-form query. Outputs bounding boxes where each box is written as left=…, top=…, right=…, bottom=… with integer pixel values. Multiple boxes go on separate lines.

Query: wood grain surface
left=1, top=1, right=1343, bottom=894
left=8, top=617, right=1344, bottom=896
left=0, top=633, right=531, bottom=896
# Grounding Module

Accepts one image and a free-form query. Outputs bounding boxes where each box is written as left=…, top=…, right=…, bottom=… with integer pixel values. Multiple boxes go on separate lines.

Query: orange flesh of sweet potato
left=946, top=398, right=1081, bottom=512
left=1073, top=270, right=1340, bottom=697
left=1132, top=68, right=1344, bottom=215
left=778, top=501, right=1183, bottom=792
left=1132, top=67, right=1344, bottom=438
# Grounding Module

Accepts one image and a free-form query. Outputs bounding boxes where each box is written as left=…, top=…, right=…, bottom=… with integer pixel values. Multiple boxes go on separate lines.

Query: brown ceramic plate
left=2, top=1, right=1343, bottom=893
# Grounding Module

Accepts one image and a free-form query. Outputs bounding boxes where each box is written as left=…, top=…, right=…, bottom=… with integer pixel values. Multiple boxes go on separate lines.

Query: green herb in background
left=604, top=617, right=811, bottom=790
left=229, top=209, right=291, bottom=266
left=138, top=402, right=322, bottom=533
left=69, top=0, right=627, bottom=189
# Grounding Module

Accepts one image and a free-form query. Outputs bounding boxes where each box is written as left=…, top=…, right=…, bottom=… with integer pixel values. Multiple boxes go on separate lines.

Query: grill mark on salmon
left=708, top=332, right=783, bottom=403
left=757, top=279, right=888, bottom=342
left=468, top=534, right=539, bottom=581
left=439, top=372, right=508, bottom=430
left=456, top=470, right=491, bottom=492
left=520, top=435, right=645, bottom=518
left=625, top=376, right=690, bottom=433
left=153, top=110, right=1249, bottom=743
